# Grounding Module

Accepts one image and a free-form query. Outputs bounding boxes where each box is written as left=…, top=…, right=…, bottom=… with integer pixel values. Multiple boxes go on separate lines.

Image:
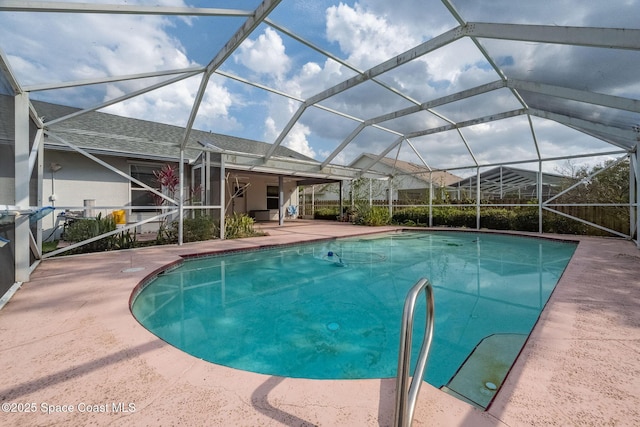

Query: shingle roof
left=351, top=153, right=461, bottom=186
left=29, top=98, right=315, bottom=163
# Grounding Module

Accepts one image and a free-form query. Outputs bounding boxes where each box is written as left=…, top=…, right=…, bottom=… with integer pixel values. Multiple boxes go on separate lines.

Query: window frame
left=129, top=162, right=163, bottom=212
left=266, top=185, right=279, bottom=210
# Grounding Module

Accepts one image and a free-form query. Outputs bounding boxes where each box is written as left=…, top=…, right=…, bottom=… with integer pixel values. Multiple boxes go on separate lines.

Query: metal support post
left=14, top=93, right=30, bottom=282
left=476, top=167, right=481, bottom=229
left=388, top=178, right=393, bottom=218
left=538, top=161, right=543, bottom=233
left=279, top=175, right=284, bottom=226
left=220, top=155, right=226, bottom=239
left=178, top=149, right=184, bottom=245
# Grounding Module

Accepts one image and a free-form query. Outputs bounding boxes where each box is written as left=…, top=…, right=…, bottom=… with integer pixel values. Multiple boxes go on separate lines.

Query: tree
left=553, top=158, right=631, bottom=236
left=557, top=159, right=630, bottom=204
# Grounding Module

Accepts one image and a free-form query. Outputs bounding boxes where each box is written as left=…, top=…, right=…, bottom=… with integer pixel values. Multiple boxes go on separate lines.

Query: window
left=130, top=163, right=161, bottom=211
left=266, top=185, right=279, bottom=209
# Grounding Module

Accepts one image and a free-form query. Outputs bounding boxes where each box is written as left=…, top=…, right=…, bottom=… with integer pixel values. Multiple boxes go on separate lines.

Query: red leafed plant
left=153, top=164, right=179, bottom=205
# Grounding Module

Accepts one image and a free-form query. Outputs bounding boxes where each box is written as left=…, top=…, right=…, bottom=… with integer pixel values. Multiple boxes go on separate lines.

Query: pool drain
left=326, top=322, right=340, bottom=331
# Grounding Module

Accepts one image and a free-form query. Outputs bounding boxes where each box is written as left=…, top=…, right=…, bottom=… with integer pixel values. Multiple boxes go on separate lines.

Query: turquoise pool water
left=131, top=231, right=576, bottom=386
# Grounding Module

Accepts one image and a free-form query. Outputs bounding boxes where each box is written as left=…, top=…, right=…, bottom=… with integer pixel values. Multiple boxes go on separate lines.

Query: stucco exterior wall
left=39, top=151, right=301, bottom=242
left=44, top=151, right=130, bottom=212
left=41, top=151, right=174, bottom=238
left=226, top=172, right=298, bottom=219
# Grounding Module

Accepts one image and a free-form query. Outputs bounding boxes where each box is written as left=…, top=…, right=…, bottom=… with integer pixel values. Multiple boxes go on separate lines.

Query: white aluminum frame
left=0, top=0, right=638, bottom=292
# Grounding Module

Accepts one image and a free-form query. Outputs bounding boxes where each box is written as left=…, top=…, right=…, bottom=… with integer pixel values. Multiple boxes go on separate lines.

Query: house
left=310, top=153, right=461, bottom=203
left=0, top=95, right=360, bottom=244
left=353, top=154, right=461, bottom=202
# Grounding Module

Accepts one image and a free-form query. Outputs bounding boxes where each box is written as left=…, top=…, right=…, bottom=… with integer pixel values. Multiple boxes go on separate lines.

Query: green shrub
left=183, top=216, right=217, bottom=242
left=392, top=207, right=431, bottom=225
left=480, top=208, right=515, bottom=230
left=432, top=207, right=476, bottom=227
left=393, top=203, right=616, bottom=236
left=113, top=228, right=138, bottom=249
left=155, top=222, right=178, bottom=244
left=225, top=213, right=264, bottom=239
left=64, top=213, right=137, bottom=253
left=355, top=206, right=391, bottom=226
left=314, top=207, right=339, bottom=220
left=158, top=213, right=263, bottom=242
left=42, top=240, right=59, bottom=253
left=157, top=215, right=218, bottom=243
left=542, top=211, right=589, bottom=235
left=512, top=206, right=539, bottom=232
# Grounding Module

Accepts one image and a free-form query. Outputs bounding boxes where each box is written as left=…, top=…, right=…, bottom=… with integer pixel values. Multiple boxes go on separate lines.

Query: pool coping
left=0, top=222, right=638, bottom=426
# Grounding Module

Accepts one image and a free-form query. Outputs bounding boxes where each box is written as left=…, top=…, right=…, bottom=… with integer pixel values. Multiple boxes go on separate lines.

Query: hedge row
left=392, top=207, right=591, bottom=235
left=314, top=207, right=340, bottom=220
left=313, top=205, right=609, bottom=235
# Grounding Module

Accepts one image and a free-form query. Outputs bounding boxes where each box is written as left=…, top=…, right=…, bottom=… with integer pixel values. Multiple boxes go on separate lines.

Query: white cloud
left=0, top=3, right=242, bottom=130
left=283, top=124, right=317, bottom=159
left=255, top=2, right=428, bottom=156
left=326, top=3, right=417, bottom=69
left=235, top=27, right=291, bottom=78
left=2, top=4, right=191, bottom=84
left=264, top=116, right=279, bottom=141
left=102, top=76, right=239, bottom=132
left=90, top=13, right=240, bottom=131
left=289, top=59, right=349, bottom=98
left=265, top=116, right=316, bottom=158
left=235, top=27, right=320, bottom=152
left=1, top=0, right=633, bottom=170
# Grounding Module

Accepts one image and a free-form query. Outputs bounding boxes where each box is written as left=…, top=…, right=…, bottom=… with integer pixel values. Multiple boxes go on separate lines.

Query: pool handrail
left=394, top=277, right=435, bottom=427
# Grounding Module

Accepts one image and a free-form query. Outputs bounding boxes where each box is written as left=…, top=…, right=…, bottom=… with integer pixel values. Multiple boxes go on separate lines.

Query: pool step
left=440, top=386, right=483, bottom=409
left=443, top=333, right=527, bottom=409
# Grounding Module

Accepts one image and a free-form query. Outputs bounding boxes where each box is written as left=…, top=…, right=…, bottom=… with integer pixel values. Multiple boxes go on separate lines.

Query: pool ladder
left=394, top=278, right=435, bottom=427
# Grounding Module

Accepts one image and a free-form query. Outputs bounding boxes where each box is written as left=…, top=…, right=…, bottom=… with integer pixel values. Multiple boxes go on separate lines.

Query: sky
left=1, top=0, right=639, bottom=177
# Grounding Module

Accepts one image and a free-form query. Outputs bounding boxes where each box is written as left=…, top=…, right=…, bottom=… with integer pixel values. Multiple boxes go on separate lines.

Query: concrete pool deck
left=0, top=221, right=638, bottom=426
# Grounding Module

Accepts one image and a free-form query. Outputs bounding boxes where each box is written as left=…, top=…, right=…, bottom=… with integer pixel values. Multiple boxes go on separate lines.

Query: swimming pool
left=131, top=231, right=576, bottom=391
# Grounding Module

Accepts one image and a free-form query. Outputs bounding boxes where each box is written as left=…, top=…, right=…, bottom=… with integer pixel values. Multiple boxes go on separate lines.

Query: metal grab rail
left=394, top=278, right=435, bottom=427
